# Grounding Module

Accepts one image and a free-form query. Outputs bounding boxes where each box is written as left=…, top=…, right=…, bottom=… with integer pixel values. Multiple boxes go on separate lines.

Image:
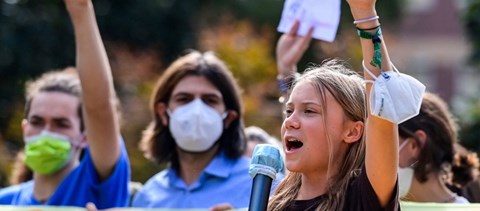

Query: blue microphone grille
left=249, top=144, right=284, bottom=179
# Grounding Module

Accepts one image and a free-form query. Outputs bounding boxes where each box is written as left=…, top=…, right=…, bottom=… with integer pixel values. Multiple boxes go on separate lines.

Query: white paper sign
left=277, top=0, right=341, bottom=42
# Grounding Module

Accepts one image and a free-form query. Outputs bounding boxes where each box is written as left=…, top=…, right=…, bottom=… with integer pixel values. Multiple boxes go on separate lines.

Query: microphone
left=248, top=144, right=284, bottom=211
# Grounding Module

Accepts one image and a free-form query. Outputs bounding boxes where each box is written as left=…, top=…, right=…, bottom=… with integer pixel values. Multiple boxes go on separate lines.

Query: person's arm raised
left=347, top=0, right=398, bottom=207
left=276, top=20, right=313, bottom=105
left=276, top=20, right=314, bottom=79
left=65, top=0, right=120, bottom=180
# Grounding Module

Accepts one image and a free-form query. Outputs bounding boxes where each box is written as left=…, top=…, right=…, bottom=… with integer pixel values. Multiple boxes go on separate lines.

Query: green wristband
left=357, top=27, right=383, bottom=68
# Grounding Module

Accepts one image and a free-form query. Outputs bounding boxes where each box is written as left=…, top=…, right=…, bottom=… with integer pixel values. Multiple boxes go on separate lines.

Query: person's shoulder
left=131, top=169, right=171, bottom=208
left=454, top=196, right=470, bottom=204
left=0, top=185, right=20, bottom=200
left=0, top=181, right=33, bottom=203
left=229, top=156, right=251, bottom=172
left=229, top=155, right=250, bottom=165
left=140, top=169, right=170, bottom=190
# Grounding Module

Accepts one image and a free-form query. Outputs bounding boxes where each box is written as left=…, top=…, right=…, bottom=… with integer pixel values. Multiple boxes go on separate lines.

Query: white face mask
left=168, top=98, right=225, bottom=152
left=363, top=61, right=426, bottom=124
left=398, top=139, right=414, bottom=198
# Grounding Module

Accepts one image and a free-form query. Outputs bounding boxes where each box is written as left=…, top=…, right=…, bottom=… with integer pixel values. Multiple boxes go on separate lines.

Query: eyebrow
left=172, top=92, right=222, bottom=99
left=29, top=115, right=71, bottom=123
left=286, top=101, right=321, bottom=107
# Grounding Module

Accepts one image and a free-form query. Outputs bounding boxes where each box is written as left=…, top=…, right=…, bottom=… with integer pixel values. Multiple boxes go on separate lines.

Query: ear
left=343, top=120, right=364, bottom=144
left=78, top=131, right=88, bottom=149
left=155, top=102, right=169, bottom=126
left=410, top=130, right=427, bottom=156
left=21, top=119, right=28, bottom=141
left=223, top=110, right=238, bottom=129
left=21, top=119, right=28, bottom=129
left=399, top=130, right=427, bottom=165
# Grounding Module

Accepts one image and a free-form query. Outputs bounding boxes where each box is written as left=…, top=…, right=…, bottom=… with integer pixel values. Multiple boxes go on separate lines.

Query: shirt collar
left=165, top=152, right=236, bottom=189
left=203, top=152, right=234, bottom=179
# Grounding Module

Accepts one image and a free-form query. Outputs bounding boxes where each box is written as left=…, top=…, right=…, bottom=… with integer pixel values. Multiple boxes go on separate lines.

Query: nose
left=43, top=123, right=54, bottom=132
left=192, top=98, right=204, bottom=112
left=284, top=113, right=300, bottom=129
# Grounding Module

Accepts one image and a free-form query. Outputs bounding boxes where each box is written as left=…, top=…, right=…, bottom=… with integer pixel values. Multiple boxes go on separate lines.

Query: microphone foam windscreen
left=249, top=144, right=284, bottom=180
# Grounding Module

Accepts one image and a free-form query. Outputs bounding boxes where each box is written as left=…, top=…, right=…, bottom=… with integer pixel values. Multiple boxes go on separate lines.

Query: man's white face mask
left=168, top=98, right=226, bottom=152
left=364, top=61, right=426, bottom=124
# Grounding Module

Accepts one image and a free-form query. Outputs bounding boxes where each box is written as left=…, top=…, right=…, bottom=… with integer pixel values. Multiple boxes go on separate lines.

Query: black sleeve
left=345, top=165, right=400, bottom=211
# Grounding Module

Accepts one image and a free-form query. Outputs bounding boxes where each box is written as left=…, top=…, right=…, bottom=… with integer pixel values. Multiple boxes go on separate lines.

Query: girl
left=398, top=92, right=478, bottom=203
left=269, top=0, right=406, bottom=210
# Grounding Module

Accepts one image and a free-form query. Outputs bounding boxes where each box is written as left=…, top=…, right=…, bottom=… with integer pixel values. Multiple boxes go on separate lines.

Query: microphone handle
left=248, top=174, right=273, bottom=211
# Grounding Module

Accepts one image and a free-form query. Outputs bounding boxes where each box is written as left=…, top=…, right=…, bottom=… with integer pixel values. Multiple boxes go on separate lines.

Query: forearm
left=70, top=1, right=116, bottom=112
left=350, top=6, right=392, bottom=79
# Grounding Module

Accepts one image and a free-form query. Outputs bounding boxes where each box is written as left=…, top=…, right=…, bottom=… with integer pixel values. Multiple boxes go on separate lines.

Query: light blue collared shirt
left=132, top=153, right=254, bottom=209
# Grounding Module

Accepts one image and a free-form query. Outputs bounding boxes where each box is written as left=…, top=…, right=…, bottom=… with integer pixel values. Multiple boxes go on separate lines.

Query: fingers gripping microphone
left=248, top=144, right=284, bottom=211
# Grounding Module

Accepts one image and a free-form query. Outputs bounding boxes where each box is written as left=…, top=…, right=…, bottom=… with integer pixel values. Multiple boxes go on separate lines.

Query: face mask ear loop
left=362, top=60, right=379, bottom=79
left=399, top=138, right=410, bottom=151
left=390, top=62, right=402, bottom=76
left=221, top=112, right=228, bottom=120
left=409, top=160, right=419, bottom=168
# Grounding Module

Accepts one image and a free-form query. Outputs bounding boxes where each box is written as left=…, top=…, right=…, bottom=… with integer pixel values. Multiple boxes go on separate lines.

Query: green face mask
left=24, top=131, right=72, bottom=175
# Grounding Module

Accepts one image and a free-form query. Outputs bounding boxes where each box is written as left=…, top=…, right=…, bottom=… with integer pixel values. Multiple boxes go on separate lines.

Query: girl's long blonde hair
left=268, top=60, right=366, bottom=211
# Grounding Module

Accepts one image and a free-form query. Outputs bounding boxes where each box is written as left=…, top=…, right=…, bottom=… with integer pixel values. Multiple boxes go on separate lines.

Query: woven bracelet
left=278, top=77, right=289, bottom=94
left=357, top=27, right=383, bottom=68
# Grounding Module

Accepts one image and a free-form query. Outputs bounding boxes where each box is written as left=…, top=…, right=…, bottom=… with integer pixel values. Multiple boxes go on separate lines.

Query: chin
left=285, top=161, right=302, bottom=173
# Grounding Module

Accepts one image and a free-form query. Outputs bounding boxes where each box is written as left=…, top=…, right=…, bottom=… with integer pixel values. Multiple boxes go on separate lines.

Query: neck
left=297, top=171, right=329, bottom=200
left=33, top=159, right=78, bottom=203
left=406, top=172, right=457, bottom=203
left=296, top=146, right=346, bottom=200
left=177, top=144, right=219, bottom=186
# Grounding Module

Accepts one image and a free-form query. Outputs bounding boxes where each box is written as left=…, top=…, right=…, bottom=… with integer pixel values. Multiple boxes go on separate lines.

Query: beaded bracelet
left=277, top=76, right=289, bottom=94
left=277, top=73, right=299, bottom=95
left=357, top=26, right=383, bottom=68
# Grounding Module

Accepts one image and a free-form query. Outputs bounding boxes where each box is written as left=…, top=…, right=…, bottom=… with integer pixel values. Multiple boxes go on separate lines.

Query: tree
left=464, top=0, right=480, bottom=68
left=460, top=0, right=480, bottom=155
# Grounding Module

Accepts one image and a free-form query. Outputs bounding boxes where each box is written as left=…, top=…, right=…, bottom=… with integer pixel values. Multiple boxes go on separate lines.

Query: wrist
left=350, top=7, right=377, bottom=21
left=277, top=65, right=297, bottom=79
left=277, top=73, right=298, bottom=94
left=67, top=8, right=94, bottom=24
left=355, top=20, right=380, bottom=30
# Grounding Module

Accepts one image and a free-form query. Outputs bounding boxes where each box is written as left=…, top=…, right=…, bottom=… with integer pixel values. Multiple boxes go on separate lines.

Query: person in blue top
left=125, top=50, right=253, bottom=210
left=0, top=0, right=130, bottom=209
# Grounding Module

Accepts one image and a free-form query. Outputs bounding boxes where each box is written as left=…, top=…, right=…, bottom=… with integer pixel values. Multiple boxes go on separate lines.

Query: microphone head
left=249, top=144, right=284, bottom=179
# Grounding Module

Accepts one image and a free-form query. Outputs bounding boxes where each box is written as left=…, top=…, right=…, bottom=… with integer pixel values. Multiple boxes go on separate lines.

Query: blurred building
left=388, top=0, right=479, bottom=119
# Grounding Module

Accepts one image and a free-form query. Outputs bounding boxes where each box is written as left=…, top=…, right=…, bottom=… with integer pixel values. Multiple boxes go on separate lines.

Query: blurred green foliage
left=460, top=0, right=480, bottom=155
left=464, top=0, right=480, bottom=68
left=459, top=97, right=480, bottom=154
left=0, top=0, right=401, bottom=187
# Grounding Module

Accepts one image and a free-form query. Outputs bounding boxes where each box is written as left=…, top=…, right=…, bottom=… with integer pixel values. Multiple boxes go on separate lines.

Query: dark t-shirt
left=285, top=165, right=400, bottom=211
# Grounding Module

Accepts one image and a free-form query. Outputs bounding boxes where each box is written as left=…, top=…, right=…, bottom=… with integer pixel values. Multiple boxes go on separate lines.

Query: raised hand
left=346, top=0, right=376, bottom=11
left=276, top=20, right=314, bottom=78
left=64, top=0, right=91, bottom=21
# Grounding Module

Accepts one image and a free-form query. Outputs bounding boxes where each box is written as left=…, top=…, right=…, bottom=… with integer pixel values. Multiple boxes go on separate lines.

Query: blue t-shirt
left=0, top=143, right=130, bottom=209
left=133, top=153, right=275, bottom=209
